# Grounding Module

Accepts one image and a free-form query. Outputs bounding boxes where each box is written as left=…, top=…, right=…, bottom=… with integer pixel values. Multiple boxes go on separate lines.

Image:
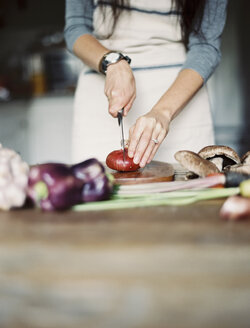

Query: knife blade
left=118, top=108, right=125, bottom=162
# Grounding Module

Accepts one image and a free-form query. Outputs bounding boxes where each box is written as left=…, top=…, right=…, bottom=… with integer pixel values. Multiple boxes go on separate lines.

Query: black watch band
left=99, top=52, right=131, bottom=75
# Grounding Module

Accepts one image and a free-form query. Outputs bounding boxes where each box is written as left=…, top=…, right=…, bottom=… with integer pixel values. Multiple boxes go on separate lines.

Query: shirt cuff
left=64, top=26, right=93, bottom=53
left=181, top=44, right=221, bottom=83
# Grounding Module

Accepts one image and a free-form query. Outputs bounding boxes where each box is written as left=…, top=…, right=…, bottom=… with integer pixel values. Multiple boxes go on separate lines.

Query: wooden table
left=0, top=200, right=250, bottom=328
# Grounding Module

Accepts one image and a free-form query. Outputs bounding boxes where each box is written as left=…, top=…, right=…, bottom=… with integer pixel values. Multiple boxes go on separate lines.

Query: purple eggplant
left=70, top=158, right=105, bottom=182
left=28, top=163, right=83, bottom=211
left=71, top=158, right=114, bottom=202
left=27, top=159, right=114, bottom=211
left=29, top=163, right=68, bottom=185
left=81, top=173, right=113, bottom=202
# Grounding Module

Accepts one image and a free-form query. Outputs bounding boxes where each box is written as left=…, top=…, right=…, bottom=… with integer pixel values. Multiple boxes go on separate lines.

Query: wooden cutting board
left=105, top=161, right=175, bottom=185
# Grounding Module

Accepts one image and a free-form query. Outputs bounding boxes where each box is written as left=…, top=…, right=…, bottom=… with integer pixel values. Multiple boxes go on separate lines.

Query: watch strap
left=99, top=52, right=131, bottom=75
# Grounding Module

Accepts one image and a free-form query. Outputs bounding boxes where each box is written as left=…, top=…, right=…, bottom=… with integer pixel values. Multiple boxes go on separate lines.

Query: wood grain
left=106, top=160, right=175, bottom=185
left=0, top=200, right=250, bottom=328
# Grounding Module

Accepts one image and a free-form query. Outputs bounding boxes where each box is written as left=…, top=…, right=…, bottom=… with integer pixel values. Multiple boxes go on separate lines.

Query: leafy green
left=73, top=187, right=239, bottom=212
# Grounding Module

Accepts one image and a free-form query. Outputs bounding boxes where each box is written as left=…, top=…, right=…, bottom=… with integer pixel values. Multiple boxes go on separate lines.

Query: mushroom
left=209, top=157, right=224, bottom=172
left=224, top=150, right=250, bottom=175
left=242, top=151, right=250, bottom=165
left=174, top=150, right=220, bottom=178
left=225, top=164, right=250, bottom=175
left=198, top=145, right=241, bottom=171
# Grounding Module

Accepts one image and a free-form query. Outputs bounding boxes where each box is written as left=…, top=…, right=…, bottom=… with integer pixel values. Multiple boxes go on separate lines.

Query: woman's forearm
left=73, top=34, right=110, bottom=72
left=152, top=68, right=204, bottom=122
left=73, top=34, right=136, bottom=117
left=128, top=69, right=204, bottom=167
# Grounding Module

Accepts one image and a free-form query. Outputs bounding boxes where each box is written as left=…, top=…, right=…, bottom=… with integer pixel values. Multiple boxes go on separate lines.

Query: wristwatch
left=99, top=51, right=131, bottom=75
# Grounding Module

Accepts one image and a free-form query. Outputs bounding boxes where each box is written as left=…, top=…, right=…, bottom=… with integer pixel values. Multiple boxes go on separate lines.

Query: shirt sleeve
left=181, top=0, right=228, bottom=83
left=64, top=0, right=94, bottom=53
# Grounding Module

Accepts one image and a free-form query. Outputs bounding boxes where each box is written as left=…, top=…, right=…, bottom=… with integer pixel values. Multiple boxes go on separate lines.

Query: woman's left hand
left=127, top=108, right=171, bottom=168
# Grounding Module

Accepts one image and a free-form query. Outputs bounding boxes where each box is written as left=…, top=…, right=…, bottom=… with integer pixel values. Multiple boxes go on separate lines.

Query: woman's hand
left=128, top=108, right=171, bottom=168
left=105, top=60, right=136, bottom=117
left=126, top=69, right=204, bottom=168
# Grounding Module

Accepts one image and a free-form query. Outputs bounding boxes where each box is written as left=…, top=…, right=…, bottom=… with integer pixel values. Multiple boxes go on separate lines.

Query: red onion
left=106, top=148, right=140, bottom=172
left=220, top=195, right=250, bottom=221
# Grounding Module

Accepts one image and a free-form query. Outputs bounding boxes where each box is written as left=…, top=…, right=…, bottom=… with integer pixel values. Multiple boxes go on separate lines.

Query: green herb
left=73, top=187, right=239, bottom=212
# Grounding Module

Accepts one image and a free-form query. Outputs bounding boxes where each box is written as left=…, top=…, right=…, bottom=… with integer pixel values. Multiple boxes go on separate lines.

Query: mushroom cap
left=241, top=151, right=250, bottom=165
left=174, top=150, right=220, bottom=177
left=198, top=145, right=241, bottom=163
left=225, top=163, right=250, bottom=175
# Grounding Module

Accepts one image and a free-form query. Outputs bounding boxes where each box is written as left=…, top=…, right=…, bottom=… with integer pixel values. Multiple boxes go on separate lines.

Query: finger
left=127, top=118, right=146, bottom=158
left=147, top=131, right=166, bottom=163
left=106, top=87, right=124, bottom=117
left=139, top=133, right=161, bottom=168
left=136, top=121, right=162, bottom=166
left=108, top=94, right=134, bottom=118
left=146, top=143, right=160, bottom=164
left=133, top=129, right=153, bottom=164
left=108, top=99, right=124, bottom=117
left=123, top=94, right=136, bottom=116
left=128, top=125, right=135, bottom=141
left=128, top=125, right=135, bottom=155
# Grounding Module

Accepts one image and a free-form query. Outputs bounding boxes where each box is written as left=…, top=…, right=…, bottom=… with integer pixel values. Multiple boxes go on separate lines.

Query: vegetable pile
left=175, top=145, right=250, bottom=178
left=0, top=143, right=249, bottom=220
left=28, top=158, right=114, bottom=211
left=174, top=145, right=250, bottom=220
left=0, top=144, right=114, bottom=211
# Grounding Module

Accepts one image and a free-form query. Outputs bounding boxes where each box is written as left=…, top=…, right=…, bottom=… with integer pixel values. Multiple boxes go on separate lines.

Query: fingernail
left=128, top=151, right=133, bottom=158
left=133, top=155, right=139, bottom=164
left=140, top=161, right=146, bottom=168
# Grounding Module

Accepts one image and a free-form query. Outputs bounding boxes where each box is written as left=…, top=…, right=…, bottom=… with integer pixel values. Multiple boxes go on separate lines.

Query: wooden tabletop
left=0, top=199, right=250, bottom=328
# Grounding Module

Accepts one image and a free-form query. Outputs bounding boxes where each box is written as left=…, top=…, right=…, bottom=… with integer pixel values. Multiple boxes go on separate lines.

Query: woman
left=64, top=0, right=228, bottom=166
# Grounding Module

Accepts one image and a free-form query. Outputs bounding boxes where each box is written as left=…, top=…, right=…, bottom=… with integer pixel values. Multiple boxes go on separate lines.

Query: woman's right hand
left=104, top=59, right=136, bottom=118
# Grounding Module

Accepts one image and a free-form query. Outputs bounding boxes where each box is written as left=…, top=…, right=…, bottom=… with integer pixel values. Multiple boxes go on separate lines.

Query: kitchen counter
left=1, top=201, right=250, bottom=328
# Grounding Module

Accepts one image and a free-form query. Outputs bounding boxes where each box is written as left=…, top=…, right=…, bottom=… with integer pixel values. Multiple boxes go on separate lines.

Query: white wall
left=0, top=95, right=74, bottom=165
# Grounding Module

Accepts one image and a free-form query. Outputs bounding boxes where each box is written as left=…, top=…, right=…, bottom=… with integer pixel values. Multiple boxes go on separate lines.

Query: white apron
left=72, top=0, right=214, bottom=163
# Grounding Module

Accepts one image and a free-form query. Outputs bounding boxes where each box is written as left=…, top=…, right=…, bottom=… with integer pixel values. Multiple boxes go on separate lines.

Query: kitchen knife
left=118, top=108, right=125, bottom=161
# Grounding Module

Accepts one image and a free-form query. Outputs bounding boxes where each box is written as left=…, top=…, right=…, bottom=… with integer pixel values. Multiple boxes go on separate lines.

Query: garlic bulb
left=0, top=144, right=29, bottom=210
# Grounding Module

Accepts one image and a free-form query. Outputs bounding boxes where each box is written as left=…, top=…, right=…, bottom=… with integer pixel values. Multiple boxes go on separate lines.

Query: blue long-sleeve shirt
left=64, top=0, right=228, bottom=82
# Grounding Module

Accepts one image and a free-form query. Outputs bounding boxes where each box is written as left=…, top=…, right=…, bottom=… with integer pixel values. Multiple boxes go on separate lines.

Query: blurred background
left=0, top=0, right=249, bottom=165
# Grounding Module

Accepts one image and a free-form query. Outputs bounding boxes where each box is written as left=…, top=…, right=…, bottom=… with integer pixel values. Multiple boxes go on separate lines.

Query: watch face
left=106, top=52, right=121, bottom=63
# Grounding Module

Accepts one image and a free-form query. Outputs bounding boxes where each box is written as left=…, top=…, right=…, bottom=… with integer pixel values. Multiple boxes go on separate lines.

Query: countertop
left=1, top=199, right=250, bottom=328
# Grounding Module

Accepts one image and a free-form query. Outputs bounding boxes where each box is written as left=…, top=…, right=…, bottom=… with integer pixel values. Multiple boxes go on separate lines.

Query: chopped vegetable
left=0, top=144, right=29, bottom=210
